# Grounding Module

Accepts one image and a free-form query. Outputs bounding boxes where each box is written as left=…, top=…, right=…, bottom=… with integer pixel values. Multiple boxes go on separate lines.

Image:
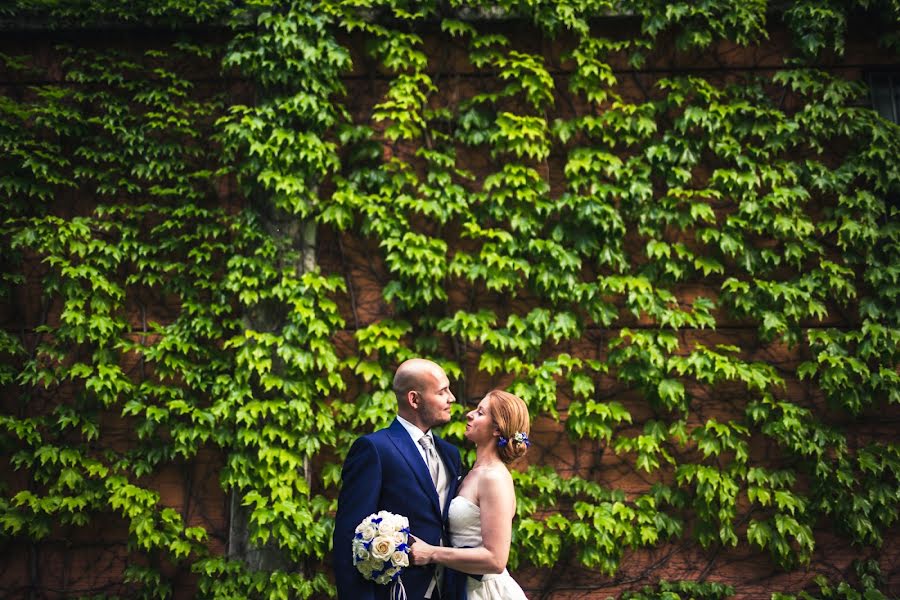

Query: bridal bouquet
left=352, top=510, right=411, bottom=592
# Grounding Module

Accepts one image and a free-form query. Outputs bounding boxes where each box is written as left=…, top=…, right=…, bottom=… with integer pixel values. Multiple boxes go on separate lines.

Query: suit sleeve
left=333, top=436, right=381, bottom=600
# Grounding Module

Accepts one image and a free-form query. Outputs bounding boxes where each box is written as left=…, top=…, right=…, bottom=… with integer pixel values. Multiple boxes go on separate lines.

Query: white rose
left=379, top=567, right=400, bottom=584
left=391, top=550, right=409, bottom=568
left=357, top=560, right=375, bottom=578
left=356, top=523, right=377, bottom=541
left=392, top=530, right=407, bottom=545
left=370, top=535, right=396, bottom=561
left=352, top=539, right=370, bottom=561
left=377, top=519, right=396, bottom=536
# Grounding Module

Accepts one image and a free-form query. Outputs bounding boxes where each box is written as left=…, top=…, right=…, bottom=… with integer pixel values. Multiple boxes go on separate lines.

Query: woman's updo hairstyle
left=487, top=390, right=531, bottom=464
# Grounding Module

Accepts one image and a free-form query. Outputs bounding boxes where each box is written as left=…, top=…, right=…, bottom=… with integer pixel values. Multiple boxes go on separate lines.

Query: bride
left=410, top=389, right=530, bottom=600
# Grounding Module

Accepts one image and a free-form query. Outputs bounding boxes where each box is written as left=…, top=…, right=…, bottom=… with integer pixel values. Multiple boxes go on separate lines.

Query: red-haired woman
left=410, top=389, right=530, bottom=600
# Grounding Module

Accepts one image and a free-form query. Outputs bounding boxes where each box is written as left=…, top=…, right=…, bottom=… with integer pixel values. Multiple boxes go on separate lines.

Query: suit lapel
left=387, top=419, right=441, bottom=514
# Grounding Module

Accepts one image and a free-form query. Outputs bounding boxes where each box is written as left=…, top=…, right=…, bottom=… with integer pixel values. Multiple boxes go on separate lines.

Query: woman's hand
left=408, top=534, right=436, bottom=566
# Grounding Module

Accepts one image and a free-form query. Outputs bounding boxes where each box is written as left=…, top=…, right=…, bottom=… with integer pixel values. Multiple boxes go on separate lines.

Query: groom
left=333, top=358, right=462, bottom=600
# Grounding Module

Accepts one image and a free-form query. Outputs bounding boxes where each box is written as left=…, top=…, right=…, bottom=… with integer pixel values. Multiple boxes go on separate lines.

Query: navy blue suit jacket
left=334, top=419, right=462, bottom=600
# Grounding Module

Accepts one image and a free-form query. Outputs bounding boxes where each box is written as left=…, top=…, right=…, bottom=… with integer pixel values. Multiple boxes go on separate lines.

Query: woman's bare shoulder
left=476, top=465, right=513, bottom=492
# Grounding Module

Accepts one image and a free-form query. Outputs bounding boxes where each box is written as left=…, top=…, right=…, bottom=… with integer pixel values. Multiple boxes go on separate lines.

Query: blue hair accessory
left=498, top=431, right=530, bottom=448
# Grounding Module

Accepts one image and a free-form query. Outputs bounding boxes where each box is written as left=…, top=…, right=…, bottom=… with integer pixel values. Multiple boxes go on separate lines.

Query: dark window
left=868, top=72, right=900, bottom=123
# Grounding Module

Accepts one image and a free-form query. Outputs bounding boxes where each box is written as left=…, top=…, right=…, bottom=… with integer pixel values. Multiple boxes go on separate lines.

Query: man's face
left=416, top=367, right=455, bottom=429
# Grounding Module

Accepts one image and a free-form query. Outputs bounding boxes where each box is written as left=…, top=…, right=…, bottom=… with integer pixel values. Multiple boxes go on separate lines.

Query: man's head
left=393, top=358, right=455, bottom=432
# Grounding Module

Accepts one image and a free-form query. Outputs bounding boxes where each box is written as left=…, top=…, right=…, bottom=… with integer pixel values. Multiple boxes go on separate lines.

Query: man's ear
left=407, top=390, right=419, bottom=409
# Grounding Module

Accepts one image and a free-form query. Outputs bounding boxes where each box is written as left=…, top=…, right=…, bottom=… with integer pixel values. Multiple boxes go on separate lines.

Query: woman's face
left=465, top=395, right=497, bottom=444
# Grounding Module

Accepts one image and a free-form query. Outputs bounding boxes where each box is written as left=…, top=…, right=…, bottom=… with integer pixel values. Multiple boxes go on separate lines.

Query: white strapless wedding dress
left=448, top=496, right=528, bottom=600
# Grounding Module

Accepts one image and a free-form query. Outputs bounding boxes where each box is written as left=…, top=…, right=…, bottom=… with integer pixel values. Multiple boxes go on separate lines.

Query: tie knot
left=419, top=435, right=434, bottom=450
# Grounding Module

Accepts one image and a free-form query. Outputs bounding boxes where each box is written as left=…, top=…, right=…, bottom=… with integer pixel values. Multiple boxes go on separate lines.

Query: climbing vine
left=1, top=0, right=899, bottom=598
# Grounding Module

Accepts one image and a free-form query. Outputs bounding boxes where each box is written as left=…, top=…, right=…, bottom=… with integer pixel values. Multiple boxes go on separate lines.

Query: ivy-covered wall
left=1, top=1, right=899, bottom=599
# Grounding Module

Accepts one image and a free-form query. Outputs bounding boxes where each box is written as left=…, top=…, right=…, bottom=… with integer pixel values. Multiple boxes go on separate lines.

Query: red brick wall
left=1, top=20, right=898, bottom=599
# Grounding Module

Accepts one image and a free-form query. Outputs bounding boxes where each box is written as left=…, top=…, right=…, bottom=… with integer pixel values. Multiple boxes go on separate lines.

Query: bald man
left=334, top=359, right=462, bottom=600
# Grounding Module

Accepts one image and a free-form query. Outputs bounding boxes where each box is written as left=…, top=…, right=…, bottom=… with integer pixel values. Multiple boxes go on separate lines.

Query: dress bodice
left=446, top=495, right=529, bottom=599
left=448, top=495, right=482, bottom=548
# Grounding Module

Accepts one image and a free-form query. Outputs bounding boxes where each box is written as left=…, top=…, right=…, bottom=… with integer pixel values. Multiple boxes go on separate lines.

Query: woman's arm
left=410, top=468, right=515, bottom=574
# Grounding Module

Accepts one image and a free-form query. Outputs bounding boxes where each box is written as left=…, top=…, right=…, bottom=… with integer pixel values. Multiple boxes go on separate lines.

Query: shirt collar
left=396, top=415, right=429, bottom=444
